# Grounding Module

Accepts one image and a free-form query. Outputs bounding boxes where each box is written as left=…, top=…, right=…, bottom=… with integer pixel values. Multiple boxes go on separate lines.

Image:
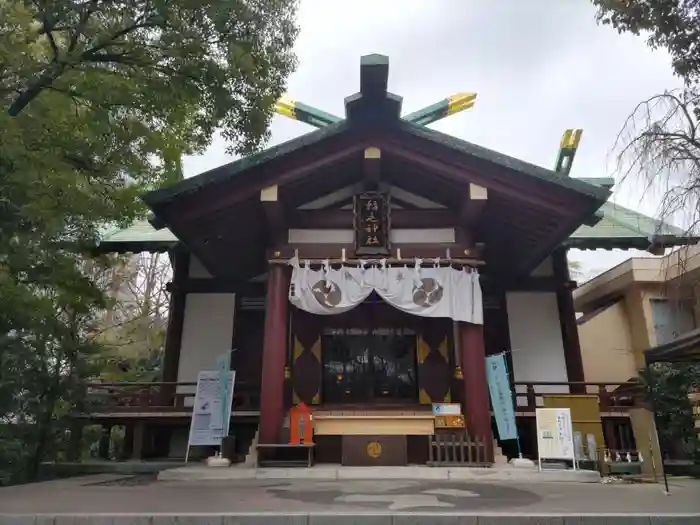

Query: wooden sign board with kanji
left=354, top=192, right=390, bottom=255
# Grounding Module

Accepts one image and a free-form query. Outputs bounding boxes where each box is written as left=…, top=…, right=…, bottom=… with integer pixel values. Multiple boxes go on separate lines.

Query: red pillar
left=459, top=321, right=494, bottom=462
left=259, top=264, right=290, bottom=444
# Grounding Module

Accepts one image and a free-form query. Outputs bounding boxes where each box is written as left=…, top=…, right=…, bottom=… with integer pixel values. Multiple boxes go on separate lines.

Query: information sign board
left=186, top=370, right=236, bottom=449
left=535, top=407, right=576, bottom=470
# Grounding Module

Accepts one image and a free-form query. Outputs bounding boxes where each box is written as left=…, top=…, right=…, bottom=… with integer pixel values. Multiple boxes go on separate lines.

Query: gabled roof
left=98, top=55, right=692, bottom=275
left=143, top=117, right=608, bottom=212
left=143, top=120, right=350, bottom=211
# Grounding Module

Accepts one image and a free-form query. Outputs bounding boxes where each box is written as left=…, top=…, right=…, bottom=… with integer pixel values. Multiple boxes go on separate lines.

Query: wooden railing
left=512, top=382, right=638, bottom=413
left=428, top=432, right=490, bottom=467
left=79, top=380, right=638, bottom=417
left=82, top=380, right=260, bottom=414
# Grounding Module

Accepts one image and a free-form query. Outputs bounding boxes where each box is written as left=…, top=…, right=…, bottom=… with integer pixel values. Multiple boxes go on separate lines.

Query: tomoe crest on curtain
left=287, top=256, right=483, bottom=325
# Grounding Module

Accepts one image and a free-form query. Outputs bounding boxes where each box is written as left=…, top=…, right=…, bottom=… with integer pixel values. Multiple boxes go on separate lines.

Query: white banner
left=187, top=370, right=236, bottom=447
left=289, top=257, right=483, bottom=324
left=535, top=408, right=576, bottom=470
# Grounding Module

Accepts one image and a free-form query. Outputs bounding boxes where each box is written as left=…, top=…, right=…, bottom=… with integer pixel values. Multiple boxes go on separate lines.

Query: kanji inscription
left=354, top=192, right=390, bottom=255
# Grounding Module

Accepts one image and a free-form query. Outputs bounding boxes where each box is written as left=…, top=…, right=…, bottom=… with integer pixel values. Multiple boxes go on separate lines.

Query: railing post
left=526, top=384, right=536, bottom=411
left=598, top=385, right=609, bottom=411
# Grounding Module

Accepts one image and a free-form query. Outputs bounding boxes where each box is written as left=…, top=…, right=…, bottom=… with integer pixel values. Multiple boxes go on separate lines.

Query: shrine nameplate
left=354, top=192, right=390, bottom=255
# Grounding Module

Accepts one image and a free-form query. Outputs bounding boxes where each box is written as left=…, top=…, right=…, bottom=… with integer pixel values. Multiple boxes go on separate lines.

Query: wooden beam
left=268, top=243, right=481, bottom=262
left=381, top=140, right=573, bottom=215
left=363, top=147, right=381, bottom=189
left=166, top=278, right=265, bottom=295
left=484, top=276, right=576, bottom=292
left=179, top=142, right=366, bottom=222
left=288, top=209, right=454, bottom=229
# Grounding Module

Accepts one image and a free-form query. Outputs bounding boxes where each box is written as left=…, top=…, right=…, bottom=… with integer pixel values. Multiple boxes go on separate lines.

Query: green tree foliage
left=642, top=362, right=700, bottom=459
left=591, top=1, right=700, bottom=232
left=0, top=0, right=298, bottom=484
left=93, top=253, right=172, bottom=383
left=593, top=0, right=700, bottom=83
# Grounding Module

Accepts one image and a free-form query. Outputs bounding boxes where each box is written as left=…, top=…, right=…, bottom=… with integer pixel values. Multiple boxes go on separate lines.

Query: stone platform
left=158, top=464, right=602, bottom=483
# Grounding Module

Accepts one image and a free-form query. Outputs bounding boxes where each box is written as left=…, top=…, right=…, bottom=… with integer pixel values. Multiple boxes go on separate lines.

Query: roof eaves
left=142, top=120, right=349, bottom=209
left=399, top=121, right=611, bottom=201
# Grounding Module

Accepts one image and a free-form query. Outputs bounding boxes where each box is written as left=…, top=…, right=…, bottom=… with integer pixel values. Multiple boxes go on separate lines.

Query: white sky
left=182, top=0, right=684, bottom=281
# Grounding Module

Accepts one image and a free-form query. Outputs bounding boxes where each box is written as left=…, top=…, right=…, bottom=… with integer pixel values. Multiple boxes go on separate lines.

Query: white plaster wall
left=287, top=228, right=456, bottom=244
left=506, top=292, right=569, bottom=406
left=177, top=293, right=236, bottom=399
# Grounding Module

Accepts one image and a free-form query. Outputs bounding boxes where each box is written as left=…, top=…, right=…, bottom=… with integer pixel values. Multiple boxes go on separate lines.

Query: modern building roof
left=573, top=244, right=700, bottom=312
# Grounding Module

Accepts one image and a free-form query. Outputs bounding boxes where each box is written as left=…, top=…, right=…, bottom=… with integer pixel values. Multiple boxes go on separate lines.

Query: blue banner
left=485, top=353, right=518, bottom=441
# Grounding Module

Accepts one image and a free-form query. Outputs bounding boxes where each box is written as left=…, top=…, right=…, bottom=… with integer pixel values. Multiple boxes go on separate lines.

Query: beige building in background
left=574, top=246, right=700, bottom=383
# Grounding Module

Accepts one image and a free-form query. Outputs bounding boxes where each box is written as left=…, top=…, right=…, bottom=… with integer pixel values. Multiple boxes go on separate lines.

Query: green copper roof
left=565, top=200, right=692, bottom=250
left=97, top=220, right=177, bottom=253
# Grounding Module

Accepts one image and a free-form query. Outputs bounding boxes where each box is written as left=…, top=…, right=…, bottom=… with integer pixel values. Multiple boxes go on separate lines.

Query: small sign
left=354, top=192, right=390, bottom=255
left=435, top=414, right=465, bottom=429
left=432, top=403, right=462, bottom=416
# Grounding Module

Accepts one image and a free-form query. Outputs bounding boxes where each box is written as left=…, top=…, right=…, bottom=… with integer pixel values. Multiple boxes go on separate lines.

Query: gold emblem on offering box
left=354, top=192, right=390, bottom=255
left=366, top=440, right=383, bottom=459
left=434, top=414, right=465, bottom=429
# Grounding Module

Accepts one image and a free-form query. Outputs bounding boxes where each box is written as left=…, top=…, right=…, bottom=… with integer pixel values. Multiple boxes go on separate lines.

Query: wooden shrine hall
left=89, top=54, right=693, bottom=467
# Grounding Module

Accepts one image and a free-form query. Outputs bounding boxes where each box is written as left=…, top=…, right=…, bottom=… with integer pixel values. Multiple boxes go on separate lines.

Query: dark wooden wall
left=232, top=306, right=265, bottom=405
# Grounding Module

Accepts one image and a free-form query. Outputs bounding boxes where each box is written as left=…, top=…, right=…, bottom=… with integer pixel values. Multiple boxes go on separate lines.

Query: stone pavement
left=0, top=474, right=699, bottom=523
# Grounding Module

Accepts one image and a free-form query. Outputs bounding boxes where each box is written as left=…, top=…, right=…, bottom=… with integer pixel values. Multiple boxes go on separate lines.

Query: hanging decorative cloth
left=288, top=257, right=483, bottom=325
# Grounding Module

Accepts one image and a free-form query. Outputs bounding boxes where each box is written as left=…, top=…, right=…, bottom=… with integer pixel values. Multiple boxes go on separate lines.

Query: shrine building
left=92, top=54, right=693, bottom=466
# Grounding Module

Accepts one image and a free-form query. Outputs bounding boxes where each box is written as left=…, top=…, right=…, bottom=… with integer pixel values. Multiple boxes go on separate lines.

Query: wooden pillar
left=259, top=264, right=290, bottom=444
left=98, top=424, right=112, bottom=460
left=552, top=248, right=585, bottom=390
left=161, top=247, right=190, bottom=398
left=459, top=321, right=494, bottom=462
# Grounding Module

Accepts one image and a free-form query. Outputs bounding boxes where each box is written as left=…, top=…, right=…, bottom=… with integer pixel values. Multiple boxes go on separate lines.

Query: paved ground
left=0, top=474, right=699, bottom=515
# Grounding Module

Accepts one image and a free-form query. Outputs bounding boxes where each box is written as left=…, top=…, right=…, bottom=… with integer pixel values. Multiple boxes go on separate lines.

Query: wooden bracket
left=460, top=183, right=488, bottom=225
left=363, top=146, right=381, bottom=190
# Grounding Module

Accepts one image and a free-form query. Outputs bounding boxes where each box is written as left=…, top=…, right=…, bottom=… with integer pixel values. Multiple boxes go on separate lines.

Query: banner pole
left=501, top=351, right=522, bottom=458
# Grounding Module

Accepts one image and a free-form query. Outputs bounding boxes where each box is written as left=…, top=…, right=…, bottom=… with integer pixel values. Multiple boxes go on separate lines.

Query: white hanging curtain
left=288, top=257, right=483, bottom=325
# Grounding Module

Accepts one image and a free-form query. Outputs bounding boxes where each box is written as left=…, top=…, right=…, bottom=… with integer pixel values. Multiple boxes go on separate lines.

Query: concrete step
left=158, top=464, right=602, bottom=483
